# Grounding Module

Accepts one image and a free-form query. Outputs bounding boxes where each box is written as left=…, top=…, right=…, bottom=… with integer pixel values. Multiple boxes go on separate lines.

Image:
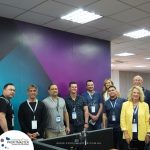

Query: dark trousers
left=122, top=139, right=145, bottom=150
left=113, top=128, right=124, bottom=150
left=70, top=124, right=84, bottom=134
left=88, top=120, right=101, bottom=131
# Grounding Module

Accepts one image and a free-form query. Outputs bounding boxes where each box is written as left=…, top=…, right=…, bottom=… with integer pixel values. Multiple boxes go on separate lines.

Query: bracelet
left=84, top=122, right=88, bottom=124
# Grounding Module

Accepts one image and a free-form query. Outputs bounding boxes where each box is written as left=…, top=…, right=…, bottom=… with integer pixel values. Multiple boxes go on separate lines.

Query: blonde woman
left=102, top=79, right=114, bottom=101
left=120, top=86, right=150, bottom=150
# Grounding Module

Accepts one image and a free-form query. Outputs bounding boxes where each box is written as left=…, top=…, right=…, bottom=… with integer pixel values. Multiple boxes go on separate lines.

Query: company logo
left=0, top=130, right=34, bottom=150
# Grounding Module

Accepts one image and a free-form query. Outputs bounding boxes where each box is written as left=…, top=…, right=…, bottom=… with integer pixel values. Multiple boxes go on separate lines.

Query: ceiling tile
left=119, top=0, right=150, bottom=6
left=0, top=4, right=25, bottom=18
left=107, top=24, right=137, bottom=35
left=86, top=0, right=130, bottom=16
left=86, top=17, right=125, bottom=30
left=15, top=11, right=55, bottom=25
left=111, top=36, right=132, bottom=44
left=44, top=19, right=80, bottom=31
left=0, top=0, right=47, bottom=9
left=55, top=0, right=97, bottom=7
left=137, top=1, right=150, bottom=13
left=32, top=0, right=74, bottom=18
left=110, top=8, right=149, bottom=23
left=44, top=19, right=79, bottom=31
left=67, top=25, right=99, bottom=36
left=130, top=16, right=150, bottom=28
left=90, top=30, right=119, bottom=40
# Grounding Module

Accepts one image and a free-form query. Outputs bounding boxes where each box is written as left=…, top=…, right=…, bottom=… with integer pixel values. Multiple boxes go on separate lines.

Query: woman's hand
left=124, top=131, right=131, bottom=144
left=145, top=134, right=150, bottom=144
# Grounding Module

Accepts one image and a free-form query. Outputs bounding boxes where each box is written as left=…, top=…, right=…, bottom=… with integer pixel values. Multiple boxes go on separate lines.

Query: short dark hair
left=108, top=85, right=116, bottom=90
left=3, top=83, right=14, bottom=89
left=86, top=80, right=93, bottom=85
left=48, top=83, right=57, bottom=90
left=69, top=81, right=77, bottom=87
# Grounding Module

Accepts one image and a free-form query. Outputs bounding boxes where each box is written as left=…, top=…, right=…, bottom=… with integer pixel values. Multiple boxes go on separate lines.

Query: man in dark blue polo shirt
left=65, top=81, right=89, bottom=134
left=103, top=85, right=125, bottom=149
left=82, top=80, right=103, bottom=130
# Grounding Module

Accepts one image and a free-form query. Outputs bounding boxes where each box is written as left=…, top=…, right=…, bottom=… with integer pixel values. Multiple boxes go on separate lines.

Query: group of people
left=0, top=75, right=150, bottom=150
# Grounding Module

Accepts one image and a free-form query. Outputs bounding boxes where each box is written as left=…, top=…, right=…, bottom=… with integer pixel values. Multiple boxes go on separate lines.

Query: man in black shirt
left=0, top=83, right=15, bottom=135
left=18, top=84, right=46, bottom=140
left=65, top=81, right=89, bottom=134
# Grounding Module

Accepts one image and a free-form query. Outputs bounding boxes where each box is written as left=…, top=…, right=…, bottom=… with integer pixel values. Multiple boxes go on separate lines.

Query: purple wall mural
left=17, top=22, right=111, bottom=96
left=0, top=17, right=110, bottom=129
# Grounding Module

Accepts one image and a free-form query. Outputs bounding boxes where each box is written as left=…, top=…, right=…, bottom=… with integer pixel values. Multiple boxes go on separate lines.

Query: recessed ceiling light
left=135, top=65, right=146, bottom=68
left=123, top=29, right=150, bottom=39
left=144, top=57, right=150, bottom=60
left=61, top=9, right=102, bottom=24
left=115, top=52, right=135, bottom=56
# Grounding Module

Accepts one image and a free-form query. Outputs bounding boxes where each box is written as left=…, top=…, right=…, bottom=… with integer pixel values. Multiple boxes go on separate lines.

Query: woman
left=102, top=79, right=114, bottom=101
left=120, top=86, right=150, bottom=150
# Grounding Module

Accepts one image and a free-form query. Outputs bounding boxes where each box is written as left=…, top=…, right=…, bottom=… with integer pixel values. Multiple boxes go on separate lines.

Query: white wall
left=111, top=70, right=150, bottom=98
left=111, top=70, right=120, bottom=91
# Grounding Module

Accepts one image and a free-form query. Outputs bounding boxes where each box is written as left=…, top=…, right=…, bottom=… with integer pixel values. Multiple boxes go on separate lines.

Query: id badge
left=56, top=116, right=61, bottom=123
left=72, top=112, right=77, bottom=119
left=91, top=106, right=95, bottom=113
left=32, top=120, right=37, bottom=129
left=112, top=114, right=116, bottom=121
left=132, top=123, right=137, bottom=132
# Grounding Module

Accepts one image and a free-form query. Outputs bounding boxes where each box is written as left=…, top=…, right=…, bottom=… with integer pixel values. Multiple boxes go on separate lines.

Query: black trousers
left=122, top=139, right=145, bottom=150
left=70, top=124, right=84, bottom=134
left=113, top=129, right=124, bottom=150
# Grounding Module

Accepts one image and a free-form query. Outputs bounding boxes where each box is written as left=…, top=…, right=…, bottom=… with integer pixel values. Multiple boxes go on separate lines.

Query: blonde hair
left=127, top=86, right=144, bottom=102
left=103, top=78, right=114, bottom=92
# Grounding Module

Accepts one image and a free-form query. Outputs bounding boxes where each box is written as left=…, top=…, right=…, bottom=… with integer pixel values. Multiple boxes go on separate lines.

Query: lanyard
left=109, top=99, right=117, bottom=109
left=88, top=91, right=95, bottom=105
left=88, top=91, right=95, bottom=99
left=56, top=99, right=59, bottom=112
left=27, top=99, right=38, bottom=116
left=50, top=97, right=59, bottom=113
left=0, top=97, right=13, bottom=110
left=133, top=105, right=138, bottom=115
left=0, top=97, right=9, bottom=103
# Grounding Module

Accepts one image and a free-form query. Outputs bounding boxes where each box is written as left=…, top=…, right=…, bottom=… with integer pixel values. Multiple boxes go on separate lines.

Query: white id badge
left=12, top=115, right=14, bottom=127
left=72, top=112, right=77, bottom=119
left=112, top=114, right=116, bottom=121
left=56, top=116, right=61, bottom=123
left=132, top=123, right=137, bottom=132
left=91, top=106, right=95, bottom=113
left=32, top=120, right=37, bottom=129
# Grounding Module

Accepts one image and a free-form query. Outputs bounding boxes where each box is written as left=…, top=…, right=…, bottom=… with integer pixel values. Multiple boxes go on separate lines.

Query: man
left=82, top=80, right=103, bottom=130
left=133, top=75, right=150, bottom=108
left=103, top=85, right=125, bottom=149
left=65, top=81, right=89, bottom=134
left=18, top=84, right=46, bottom=140
left=0, top=83, right=15, bottom=135
left=43, top=84, right=70, bottom=138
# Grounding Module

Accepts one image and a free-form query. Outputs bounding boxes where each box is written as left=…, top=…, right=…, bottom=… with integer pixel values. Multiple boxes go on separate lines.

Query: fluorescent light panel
left=135, top=65, right=146, bottom=68
left=123, top=29, right=150, bottom=39
left=61, top=9, right=102, bottom=24
left=115, top=52, right=135, bottom=57
left=145, top=57, right=150, bottom=60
